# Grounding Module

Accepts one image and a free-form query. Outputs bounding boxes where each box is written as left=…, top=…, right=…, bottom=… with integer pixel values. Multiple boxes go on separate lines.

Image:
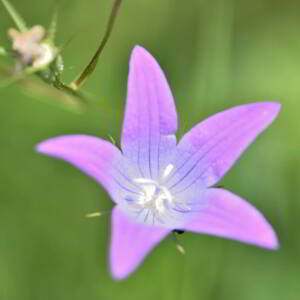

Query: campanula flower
left=37, top=46, right=280, bottom=280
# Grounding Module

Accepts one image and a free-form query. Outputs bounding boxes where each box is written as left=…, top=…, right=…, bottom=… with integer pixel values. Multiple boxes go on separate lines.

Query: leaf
left=1, top=0, right=27, bottom=33
left=69, top=0, right=123, bottom=90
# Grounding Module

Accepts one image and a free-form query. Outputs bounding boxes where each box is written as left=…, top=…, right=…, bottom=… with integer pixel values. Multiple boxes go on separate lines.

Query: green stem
left=1, top=0, right=27, bottom=32
left=70, top=0, right=123, bottom=90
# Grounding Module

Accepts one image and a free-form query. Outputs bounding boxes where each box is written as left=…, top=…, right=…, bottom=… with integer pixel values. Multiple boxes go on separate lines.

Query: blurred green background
left=0, top=0, right=299, bottom=299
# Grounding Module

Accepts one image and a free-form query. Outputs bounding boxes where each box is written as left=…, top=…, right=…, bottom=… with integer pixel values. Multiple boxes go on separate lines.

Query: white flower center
left=134, top=178, right=173, bottom=213
left=120, top=164, right=191, bottom=227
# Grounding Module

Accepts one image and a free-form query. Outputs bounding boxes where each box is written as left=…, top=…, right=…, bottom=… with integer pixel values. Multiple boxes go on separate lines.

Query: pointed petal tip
left=247, top=211, right=279, bottom=250
left=245, top=101, right=280, bottom=116
left=35, top=140, right=48, bottom=154
left=182, top=189, right=280, bottom=251
left=256, top=101, right=281, bottom=120
left=240, top=102, right=281, bottom=120
left=130, top=45, right=154, bottom=67
left=269, top=238, right=280, bottom=250
left=35, top=137, right=61, bottom=155
left=263, top=101, right=281, bottom=115
left=131, top=45, right=148, bottom=56
left=272, top=101, right=281, bottom=112
left=259, top=225, right=280, bottom=250
left=109, top=266, right=131, bottom=281
left=35, top=143, right=42, bottom=153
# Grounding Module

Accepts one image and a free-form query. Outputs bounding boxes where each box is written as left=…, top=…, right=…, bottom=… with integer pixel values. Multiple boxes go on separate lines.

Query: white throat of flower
left=121, top=164, right=191, bottom=227
left=134, top=178, right=173, bottom=213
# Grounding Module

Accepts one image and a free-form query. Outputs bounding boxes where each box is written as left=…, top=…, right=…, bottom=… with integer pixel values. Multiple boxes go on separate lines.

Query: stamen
left=125, top=176, right=187, bottom=226
left=176, top=244, right=186, bottom=255
left=133, top=178, right=157, bottom=184
left=171, top=231, right=186, bottom=255
left=85, top=211, right=103, bottom=218
left=85, top=209, right=111, bottom=218
left=161, top=186, right=172, bottom=201
left=163, top=164, right=174, bottom=178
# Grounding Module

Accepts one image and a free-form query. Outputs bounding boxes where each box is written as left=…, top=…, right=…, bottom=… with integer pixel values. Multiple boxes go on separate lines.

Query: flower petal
left=181, top=188, right=278, bottom=249
left=121, top=46, right=177, bottom=180
left=36, top=135, right=126, bottom=203
left=109, top=206, right=170, bottom=280
left=164, top=102, right=280, bottom=192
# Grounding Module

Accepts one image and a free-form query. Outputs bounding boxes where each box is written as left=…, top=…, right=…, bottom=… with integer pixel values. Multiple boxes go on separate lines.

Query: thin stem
left=70, top=0, right=123, bottom=90
left=1, top=0, right=27, bottom=32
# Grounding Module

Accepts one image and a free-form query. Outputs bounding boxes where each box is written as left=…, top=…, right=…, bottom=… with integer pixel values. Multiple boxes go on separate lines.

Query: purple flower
left=37, top=46, right=280, bottom=280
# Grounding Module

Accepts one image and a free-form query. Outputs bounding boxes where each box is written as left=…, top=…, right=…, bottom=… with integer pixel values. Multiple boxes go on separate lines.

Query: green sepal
left=47, top=10, right=58, bottom=42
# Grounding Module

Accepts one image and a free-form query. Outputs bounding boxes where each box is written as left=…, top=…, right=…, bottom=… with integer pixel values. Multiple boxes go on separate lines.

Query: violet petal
left=181, top=188, right=278, bottom=249
left=165, top=102, right=280, bottom=193
left=121, top=46, right=177, bottom=180
left=36, top=135, right=125, bottom=203
left=109, top=206, right=170, bottom=280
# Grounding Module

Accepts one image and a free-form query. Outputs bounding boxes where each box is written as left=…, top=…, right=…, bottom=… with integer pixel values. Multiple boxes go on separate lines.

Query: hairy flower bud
left=8, top=25, right=55, bottom=69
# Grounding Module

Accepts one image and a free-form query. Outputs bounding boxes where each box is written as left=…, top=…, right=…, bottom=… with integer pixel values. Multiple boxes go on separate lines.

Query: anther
left=85, top=212, right=103, bottom=218
left=163, top=164, right=174, bottom=178
left=85, top=209, right=111, bottom=218
left=171, top=231, right=186, bottom=255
